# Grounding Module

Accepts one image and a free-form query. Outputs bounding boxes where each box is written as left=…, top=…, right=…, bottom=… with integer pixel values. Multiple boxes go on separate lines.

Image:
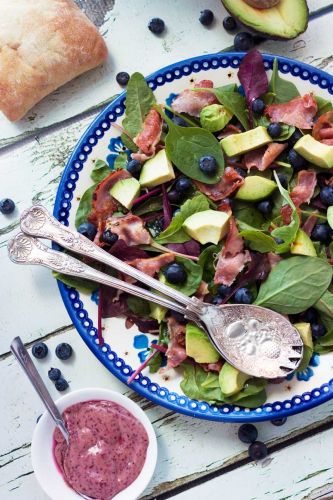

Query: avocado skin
left=221, top=0, right=308, bottom=40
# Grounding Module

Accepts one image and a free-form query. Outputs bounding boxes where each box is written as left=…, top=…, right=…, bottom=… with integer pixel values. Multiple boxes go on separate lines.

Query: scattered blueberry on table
left=238, top=424, right=258, bottom=443
left=223, top=16, right=237, bottom=32
left=267, top=123, right=282, bottom=138
left=55, top=343, right=73, bottom=361
left=77, top=221, right=97, bottom=241
left=199, top=155, right=217, bottom=176
left=48, top=367, right=62, bottom=381
left=116, top=71, right=130, bottom=86
left=102, top=230, right=119, bottom=246
left=248, top=441, right=268, bottom=460
left=148, top=17, right=165, bottom=35
left=234, top=32, right=254, bottom=52
left=0, top=198, right=15, bottom=215
left=55, top=378, right=69, bottom=392
left=163, top=262, right=187, bottom=284
left=32, top=342, right=48, bottom=359
left=199, top=9, right=214, bottom=26
left=271, top=417, right=287, bottom=426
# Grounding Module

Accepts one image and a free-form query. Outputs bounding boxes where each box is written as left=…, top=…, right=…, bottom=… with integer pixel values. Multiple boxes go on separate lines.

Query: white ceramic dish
left=31, top=388, right=157, bottom=500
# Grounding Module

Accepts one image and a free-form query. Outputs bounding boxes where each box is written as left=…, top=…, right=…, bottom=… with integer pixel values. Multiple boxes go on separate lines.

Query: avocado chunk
left=235, top=176, right=277, bottom=201
left=221, top=0, right=308, bottom=40
left=294, top=134, right=333, bottom=169
left=221, top=126, right=272, bottom=157
left=149, top=302, right=167, bottom=323
left=294, top=322, right=313, bottom=372
left=185, top=324, right=220, bottom=363
left=200, top=104, right=233, bottom=133
left=290, top=229, right=316, bottom=257
left=139, top=149, right=175, bottom=188
left=219, top=362, right=250, bottom=397
left=110, top=177, right=140, bottom=210
left=183, top=209, right=231, bottom=244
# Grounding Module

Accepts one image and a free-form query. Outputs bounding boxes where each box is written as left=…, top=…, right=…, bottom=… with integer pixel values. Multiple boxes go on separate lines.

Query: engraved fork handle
left=7, top=233, right=199, bottom=321
left=20, top=205, right=203, bottom=317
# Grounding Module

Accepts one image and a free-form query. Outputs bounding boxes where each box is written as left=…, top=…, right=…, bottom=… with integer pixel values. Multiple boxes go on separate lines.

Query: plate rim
left=54, top=51, right=333, bottom=422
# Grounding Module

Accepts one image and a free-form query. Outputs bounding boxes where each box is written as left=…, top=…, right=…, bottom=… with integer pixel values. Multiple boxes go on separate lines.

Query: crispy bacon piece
left=280, top=170, right=317, bottom=225
left=165, top=316, right=187, bottom=369
left=105, top=213, right=151, bottom=246
left=265, top=94, right=318, bottom=129
left=194, top=167, right=244, bottom=201
left=313, top=111, right=333, bottom=145
left=302, top=212, right=318, bottom=236
left=171, top=79, right=218, bottom=117
left=214, top=217, right=251, bottom=286
left=131, top=109, right=162, bottom=162
left=243, top=142, right=288, bottom=171
left=126, top=253, right=175, bottom=277
left=88, top=169, right=131, bottom=225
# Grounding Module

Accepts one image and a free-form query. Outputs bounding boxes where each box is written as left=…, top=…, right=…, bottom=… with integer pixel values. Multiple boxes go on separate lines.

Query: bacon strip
left=313, top=111, right=333, bottom=145
left=132, top=109, right=162, bottom=162
left=280, top=170, right=317, bottom=225
left=165, top=316, right=187, bottom=369
left=171, top=80, right=218, bottom=117
left=105, top=213, right=151, bottom=246
left=243, top=142, right=288, bottom=171
left=214, top=217, right=251, bottom=286
left=194, top=167, right=244, bottom=201
left=265, top=94, right=318, bottom=129
left=126, top=253, right=175, bottom=277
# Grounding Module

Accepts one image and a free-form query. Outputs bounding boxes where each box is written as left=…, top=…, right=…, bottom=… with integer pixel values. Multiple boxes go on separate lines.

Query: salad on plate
left=58, top=50, right=333, bottom=408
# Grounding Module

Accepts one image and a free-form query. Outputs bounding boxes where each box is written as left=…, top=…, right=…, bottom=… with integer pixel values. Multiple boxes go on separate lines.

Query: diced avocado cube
left=219, top=362, right=250, bottom=397
left=200, top=104, right=233, bottom=132
left=149, top=302, right=167, bottom=323
left=185, top=323, right=220, bottom=363
left=290, top=229, right=316, bottom=257
left=294, top=322, right=313, bottom=372
left=294, top=134, right=333, bottom=169
left=109, top=177, right=140, bottom=210
left=235, top=176, right=277, bottom=201
left=183, top=209, right=231, bottom=245
left=220, top=126, right=272, bottom=157
left=139, top=149, right=175, bottom=188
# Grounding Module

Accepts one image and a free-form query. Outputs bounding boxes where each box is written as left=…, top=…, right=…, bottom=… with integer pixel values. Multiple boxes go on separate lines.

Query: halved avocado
left=221, top=0, right=308, bottom=40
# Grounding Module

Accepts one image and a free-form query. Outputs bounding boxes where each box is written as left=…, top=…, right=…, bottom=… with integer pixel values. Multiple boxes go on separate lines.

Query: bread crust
left=0, top=0, right=108, bottom=121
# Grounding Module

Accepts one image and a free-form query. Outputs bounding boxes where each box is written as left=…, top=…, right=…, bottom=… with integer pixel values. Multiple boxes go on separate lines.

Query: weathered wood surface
left=1, top=1, right=333, bottom=500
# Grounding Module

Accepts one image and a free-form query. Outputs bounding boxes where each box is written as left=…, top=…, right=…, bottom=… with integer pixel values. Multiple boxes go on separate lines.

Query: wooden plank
left=0, top=0, right=331, bottom=149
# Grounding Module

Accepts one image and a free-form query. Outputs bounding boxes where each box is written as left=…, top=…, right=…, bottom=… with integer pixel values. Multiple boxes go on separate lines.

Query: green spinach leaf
left=159, top=257, right=203, bottom=296
left=213, top=87, right=249, bottom=130
left=75, top=184, right=97, bottom=228
left=255, top=256, right=333, bottom=314
left=198, top=244, right=221, bottom=282
left=53, top=272, right=98, bottom=294
left=271, top=171, right=299, bottom=252
left=90, top=159, right=110, bottom=182
left=314, top=290, right=333, bottom=319
left=315, top=95, right=333, bottom=116
left=240, top=230, right=277, bottom=253
left=120, top=133, right=139, bottom=152
left=269, top=58, right=300, bottom=104
left=233, top=201, right=265, bottom=229
left=148, top=322, right=169, bottom=373
left=133, top=196, right=163, bottom=216
left=114, top=153, right=127, bottom=170
left=127, top=296, right=150, bottom=317
left=223, top=379, right=267, bottom=408
left=122, top=72, right=155, bottom=138
left=180, top=363, right=225, bottom=403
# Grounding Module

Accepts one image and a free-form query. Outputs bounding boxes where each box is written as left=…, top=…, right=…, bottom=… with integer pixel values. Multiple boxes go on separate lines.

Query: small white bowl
left=31, top=388, right=157, bottom=500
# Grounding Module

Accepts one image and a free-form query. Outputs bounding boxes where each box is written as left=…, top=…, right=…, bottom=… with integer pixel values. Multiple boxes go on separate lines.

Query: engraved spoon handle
left=7, top=233, right=198, bottom=321
left=10, top=337, right=69, bottom=443
left=20, top=206, right=203, bottom=315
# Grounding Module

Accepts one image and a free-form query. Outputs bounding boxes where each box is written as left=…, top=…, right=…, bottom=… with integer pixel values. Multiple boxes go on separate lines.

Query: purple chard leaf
left=237, top=49, right=268, bottom=105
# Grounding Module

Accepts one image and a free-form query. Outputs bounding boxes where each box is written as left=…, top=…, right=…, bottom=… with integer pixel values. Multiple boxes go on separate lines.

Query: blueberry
left=212, top=296, right=223, bottom=305
left=172, top=115, right=189, bottom=127
left=288, top=129, right=303, bottom=147
left=175, top=177, right=192, bottom=193
left=248, top=441, right=268, bottom=461
left=127, top=159, right=142, bottom=176
left=320, top=186, right=333, bottom=206
left=271, top=417, right=287, bottom=426
left=48, top=367, right=61, bottom=381
left=251, top=99, right=265, bottom=115
left=300, top=307, right=318, bottom=323
left=267, top=123, right=282, bottom=138
left=199, top=9, right=214, bottom=26
left=170, top=310, right=186, bottom=323
left=276, top=173, right=288, bottom=189
left=311, top=223, right=332, bottom=244
left=55, top=343, right=73, bottom=361
left=163, top=263, right=187, bottom=284
left=162, top=121, right=169, bottom=134
left=116, top=72, right=130, bottom=86
left=223, top=16, right=237, bottom=32
left=256, top=200, right=272, bottom=215
left=0, top=198, right=15, bottom=214
left=288, top=149, right=307, bottom=170
left=234, top=32, right=254, bottom=52
left=234, top=287, right=253, bottom=304
left=311, top=323, right=326, bottom=340
left=199, top=155, right=217, bottom=176
left=102, top=230, right=119, bottom=246
left=234, top=167, right=246, bottom=178
left=274, top=237, right=284, bottom=245
left=32, top=342, right=48, bottom=359
left=77, top=222, right=97, bottom=241
left=168, top=190, right=182, bottom=204
left=55, top=378, right=69, bottom=392
left=148, top=17, right=165, bottom=34
left=238, top=424, right=258, bottom=443
left=217, top=284, right=232, bottom=298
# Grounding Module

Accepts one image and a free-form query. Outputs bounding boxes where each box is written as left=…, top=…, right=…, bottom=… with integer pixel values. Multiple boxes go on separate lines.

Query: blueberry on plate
left=32, top=342, right=48, bottom=359
left=0, top=198, right=15, bottom=214
left=102, top=230, right=119, bottom=246
left=55, top=343, right=73, bottom=361
left=163, top=262, right=187, bottom=284
left=127, top=159, right=142, bottom=176
left=223, top=16, right=237, bottom=32
left=320, top=186, right=333, bottom=206
left=267, top=123, right=282, bottom=138
left=311, top=323, right=326, bottom=340
left=311, top=223, right=332, bottom=244
left=212, top=296, right=223, bottom=305
left=48, top=367, right=61, bottom=381
left=256, top=200, right=272, bottom=215
left=199, top=9, right=214, bottom=26
left=199, top=155, right=217, bottom=176
left=288, top=129, right=303, bottom=147
left=77, top=222, right=97, bottom=241
left=116, top=72, right=130, bottom=86
left=299, top=307, right=318, bottom=323
left=251, top=99, right=265, bottom=115
left=172, top=115, right=189, bottom=127
left=148, top=17, right=165, bottom=34
left=234, top=167, right=246, bottom=178
left=271, top=417, right=287, bottom=426
left=217, top=284, right=232, bottom=298
left=276, top=173, right=288, bottom=189
left=238, top=424, right=258, bottom=443
left=248, top=441, right=268, bottom=461
left=274, top=237, right=284, bottom=245
left=55, top=378, right=69, bottom=392
left=175, top=177, right=192, bottom=193
left=234, top=287, right=253, bottom=304
left=234, top=32, right=254, bottom=52
left=167, top=190, right=182, bottom=204
left=288, top=149, right=306, bottom=170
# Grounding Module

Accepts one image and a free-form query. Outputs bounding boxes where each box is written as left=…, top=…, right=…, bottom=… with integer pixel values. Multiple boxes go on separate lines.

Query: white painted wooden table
left=1, top=1, right=333, bottom=499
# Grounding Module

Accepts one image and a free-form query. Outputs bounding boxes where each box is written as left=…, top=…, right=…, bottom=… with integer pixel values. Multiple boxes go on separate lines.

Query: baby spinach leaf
left=157, top=194, right=210, bottom=244
left=127, top=296, right=151, bottom=317
left=275, top=124, right=295, bottom=142
left=120, top=133, right=139, bottom=152
left=53, top=272, right=98, bottom=294
left=223, top=379, right=267, bottom=407
left=213, top=87, right=249, bottom=130
left=198, top=244, right=221, bottom=282
left=315, top=95, right=333, bottom=116
left=114, top=153, right=127, bottom=170
left=159, top=257, right=203, bottom=296
left=271, top=171, right=299, bottom=252
left=133, top=196, right=163, bottom=216
left=240, top=230, right=277, bottom=253
left=75, top=184, right=97, bottom=228
left=255, top=256, right=333, bottom=314
left=313, top=313, right=333, bottom=353
left=122, top=72, right=155, bottom=138
left=90, top=159, right=110, bottom=182
left=180, top=363, right=225, bottom=403
left=148, top=352, right=163, bottom=373
left=148, top=321, right=169, bottom=373
left=233, top=200, right=265, bottom=229
left=314, top=290, right=333, bottom=319
left=269, top=58, right=300, bottom=104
